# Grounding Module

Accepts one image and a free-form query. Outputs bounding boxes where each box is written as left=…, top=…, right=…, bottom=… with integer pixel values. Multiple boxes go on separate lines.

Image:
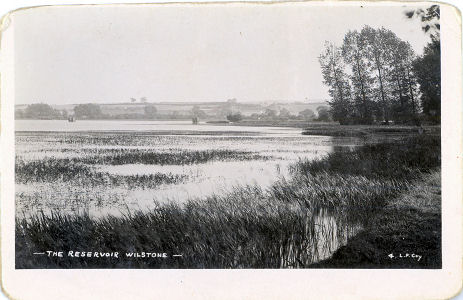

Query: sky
left=13, top=3, right=432, bottom=105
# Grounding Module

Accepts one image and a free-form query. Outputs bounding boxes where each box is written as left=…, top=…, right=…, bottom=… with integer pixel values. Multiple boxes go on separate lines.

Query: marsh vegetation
left=15, top=122, right=440, bottom=269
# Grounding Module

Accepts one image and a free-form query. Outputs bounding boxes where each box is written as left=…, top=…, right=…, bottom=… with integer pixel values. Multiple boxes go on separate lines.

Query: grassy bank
left=302, top=124, right=441, bottom=137
left=15, top=135, right=440, bottom=268
left=311, top=171, right=441, bottom=268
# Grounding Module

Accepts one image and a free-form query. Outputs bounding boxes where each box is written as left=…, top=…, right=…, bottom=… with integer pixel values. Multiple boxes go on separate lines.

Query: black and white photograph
left=1, top=1, right=462, bottom=298
left=11, top=3, right=444, bottom=269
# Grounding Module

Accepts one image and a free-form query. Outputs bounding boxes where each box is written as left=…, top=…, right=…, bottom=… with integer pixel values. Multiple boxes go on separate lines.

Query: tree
left=320, top=25, right=421, bottom=125
left=319, top=42, right=352, bottom=124
left=130, top=98, right=137, bottom=103
left=140, top=97, right=148, bottom=103
left=401, top=43, right=420, bottom=118
left=405, top=5, right=440, bottom=40
left=386, top=40, right=420, bottom=123
left=226, top=112, right=242, bottom=122
left=74, top=103, right=103, bottom=119
left=298, top=109, right=315, bottom=121
left=361, top=26, right=395, bottom=124
left=60, top=110, right=68, bottom=119
left=23, top=103, right=62, bottom=119
left=15, top=109, right=24, bottom=119
left=191, top=105, right=206, bottom=118
left=316, top=106, right=331, bottom=122
left=413, top=40, right=440, bottom=123
left=263, top=108, right=278, bottom=120
left=406, top=5, right=440, bottom=123
left=342, top=30, right=375, bottom=124
left=144, top=104, right=157, bottom=119
left=278, top=108, right=292, bottom=119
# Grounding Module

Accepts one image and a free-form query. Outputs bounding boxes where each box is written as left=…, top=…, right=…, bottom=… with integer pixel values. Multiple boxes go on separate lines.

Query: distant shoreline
left=14, top=119, right=440, bottom=139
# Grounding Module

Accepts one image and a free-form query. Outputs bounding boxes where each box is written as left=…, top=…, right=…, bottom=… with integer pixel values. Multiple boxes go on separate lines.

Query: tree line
left=319, top=7, right=440, bottom=125
left=16, top=102, right=331, bottom=122
left=15, top=103, right=157, bottom=120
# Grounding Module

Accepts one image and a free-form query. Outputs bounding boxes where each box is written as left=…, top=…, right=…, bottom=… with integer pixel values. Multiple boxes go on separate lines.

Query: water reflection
left=279, top=210, right=363, bottom=267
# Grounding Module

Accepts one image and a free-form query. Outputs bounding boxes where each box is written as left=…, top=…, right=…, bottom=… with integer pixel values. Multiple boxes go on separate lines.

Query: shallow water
left=97, top=159, right=290, bottom=204
left=15, top=120, right=364, bottom=265
left=16, top=119, right=303, bottom=136
left=16, top=120, right=361, bottom=216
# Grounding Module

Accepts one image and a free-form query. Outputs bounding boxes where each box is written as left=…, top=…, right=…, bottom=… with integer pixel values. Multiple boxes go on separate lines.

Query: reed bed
left=15, top=159, right=187, bottom=189
left=302, top=125, right=441, bottom=137
left=16, top=174, right=399, bottom=269
left=15, top=134, right=441, bottom=268
left=292, top=135, right=440, bottom=180
left=73, top=149, right=264, bottom=165
left=16, top=149, right=265, bottom=186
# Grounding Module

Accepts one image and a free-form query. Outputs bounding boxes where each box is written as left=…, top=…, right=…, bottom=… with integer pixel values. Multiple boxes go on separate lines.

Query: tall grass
left=74, top=149, right=265, bottom=165
left=302, top=125, right=441, bottom=137
left=15, top=159, right=187, bottom=189
left=15, top=134, right=441, bottom=268
left=16, top=175, right=396, bottom=269
left=291, top=135, right=440, bottom=180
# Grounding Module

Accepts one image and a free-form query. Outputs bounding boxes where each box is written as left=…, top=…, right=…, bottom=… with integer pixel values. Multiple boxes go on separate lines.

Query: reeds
left=15, top=159, right=187, bottom=189
left=291, top=135, right=440, bottom=180
left=16, top=149, right=265, bottom=186
left=15, top=135, right=441, bottom=268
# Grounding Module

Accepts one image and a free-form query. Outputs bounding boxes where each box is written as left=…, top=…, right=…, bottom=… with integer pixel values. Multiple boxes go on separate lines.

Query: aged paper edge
left=0, top=2, right=461, bottom=300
